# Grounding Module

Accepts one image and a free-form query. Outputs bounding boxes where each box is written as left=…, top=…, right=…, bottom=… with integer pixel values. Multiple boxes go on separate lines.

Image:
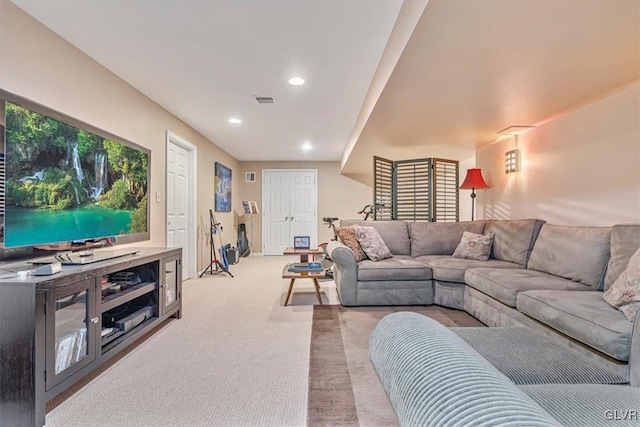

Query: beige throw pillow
left=335, top=226, right=368, bottom=262
left=354, top=226, right=393, bottom=261
left=604, top=246, right=640, bottom=321
left=452, top=231, right=495, bottom=261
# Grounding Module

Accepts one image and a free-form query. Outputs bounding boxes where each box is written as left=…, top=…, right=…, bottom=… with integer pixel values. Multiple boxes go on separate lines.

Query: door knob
left=90, top=317, right=99, bottom=324
left=284, top=216, right=288, bottom=221
left=290, top=216, right=294, bottom=221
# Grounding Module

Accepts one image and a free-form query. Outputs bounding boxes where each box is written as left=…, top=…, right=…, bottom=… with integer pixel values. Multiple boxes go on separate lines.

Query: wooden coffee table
left=283, top=247, right=323, bottom=263
left=282, top=263, right=325, bottom=306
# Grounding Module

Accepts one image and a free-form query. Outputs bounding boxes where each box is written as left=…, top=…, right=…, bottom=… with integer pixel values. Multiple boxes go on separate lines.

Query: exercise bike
left=317, top=217, right=339, bottom=278
left=358, top=204, right=376, bottom=220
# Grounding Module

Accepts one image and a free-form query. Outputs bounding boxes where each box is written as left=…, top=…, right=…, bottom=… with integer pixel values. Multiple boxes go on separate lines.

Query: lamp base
left=470, top=189, right=476, bottom=221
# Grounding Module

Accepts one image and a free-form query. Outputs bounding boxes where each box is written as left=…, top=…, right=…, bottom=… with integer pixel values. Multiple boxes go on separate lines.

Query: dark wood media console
left=0, top=247, right=182, bottom=426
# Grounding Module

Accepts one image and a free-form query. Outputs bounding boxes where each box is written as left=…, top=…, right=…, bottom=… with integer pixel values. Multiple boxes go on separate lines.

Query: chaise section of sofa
left=464, top=223, right=640, bottom=383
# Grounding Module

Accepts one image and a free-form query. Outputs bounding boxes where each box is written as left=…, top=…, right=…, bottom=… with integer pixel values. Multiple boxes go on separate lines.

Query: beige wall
left=0, top=1, right=239, bottom=272
left=236, top=161, right=371, bottom=252
left=476, top=83, right=640, bottom=226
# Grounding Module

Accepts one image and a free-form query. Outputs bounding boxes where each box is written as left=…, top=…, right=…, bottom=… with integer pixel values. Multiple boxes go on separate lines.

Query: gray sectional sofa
left=328, top=219, right=640, bottom=385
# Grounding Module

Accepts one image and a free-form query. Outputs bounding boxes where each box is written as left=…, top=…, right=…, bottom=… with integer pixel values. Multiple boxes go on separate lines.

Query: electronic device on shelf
left=115, top=306, right=154, bottom=333
left=108, top=271, right=142, bottom=287
left=101, top=284, right=122, bottom=297
left=293, top=236, right=311, bottom=250
left=101, top=327, right=115, bottom=338
left=33, top=262, right=62, bottom=276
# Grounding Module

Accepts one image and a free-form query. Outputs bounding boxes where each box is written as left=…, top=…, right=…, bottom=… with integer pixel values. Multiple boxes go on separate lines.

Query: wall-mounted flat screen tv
left=0, top=91, right=150, bottom=258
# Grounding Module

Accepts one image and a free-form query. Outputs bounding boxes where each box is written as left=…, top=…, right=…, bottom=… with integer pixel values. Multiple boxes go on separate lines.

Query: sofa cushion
left=357, top=257, right=432, bottom=281
left=603, top=246, right=640, bottom=321
left=465, top=268, right=593, bottom=308
left=453, top=327, right=628, bottom=385
left=415, top=255, right=520, bottom=283
left=408, top=221, right=486, bottom=257
left=516, top=290, right=632, bottom=361
left=452, top=231, right=494, bottom=261
left=335, top=226, right=368, bottom=262
left=354, top=226, right=392, bottom=261
left=484, top=219, right=545, bottom=266
left=342, top=220, right=410, bottom=256
left=527, top=224, right=611, bottom=289
left=604, top=224, right=640, bottom=291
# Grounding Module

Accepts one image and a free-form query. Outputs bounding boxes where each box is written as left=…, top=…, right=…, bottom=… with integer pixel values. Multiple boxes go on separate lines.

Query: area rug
left=307, top=305, right=484, bottom=426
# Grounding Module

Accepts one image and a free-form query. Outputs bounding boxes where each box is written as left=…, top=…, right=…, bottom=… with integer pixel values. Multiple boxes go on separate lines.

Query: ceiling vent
left=254, top=96, right=276, bottom=104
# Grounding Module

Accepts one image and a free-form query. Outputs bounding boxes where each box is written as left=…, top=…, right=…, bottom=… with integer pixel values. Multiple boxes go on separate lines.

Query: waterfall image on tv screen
left=4, top=102, right=148, bottom=248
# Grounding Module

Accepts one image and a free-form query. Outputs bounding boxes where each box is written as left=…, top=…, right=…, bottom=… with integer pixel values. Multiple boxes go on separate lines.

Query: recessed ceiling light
left=289, top=77, right=305, bottom=86
left=228, top=118, right=242, bottom=124
left=301, top=142, right=313, bottom=151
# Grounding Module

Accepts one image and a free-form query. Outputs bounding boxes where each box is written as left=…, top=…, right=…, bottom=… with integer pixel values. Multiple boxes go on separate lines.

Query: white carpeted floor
left=45, top=256, right=340, bottom=427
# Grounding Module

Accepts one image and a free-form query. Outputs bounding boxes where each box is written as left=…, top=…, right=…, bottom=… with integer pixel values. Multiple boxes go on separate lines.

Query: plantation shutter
left=373, top=156, right=393, bottom=220
left=372, top=156, right=459, bottom=222
left=432, top=158, right=459, bottom=222
left=393, top=158, right=431, bottom=221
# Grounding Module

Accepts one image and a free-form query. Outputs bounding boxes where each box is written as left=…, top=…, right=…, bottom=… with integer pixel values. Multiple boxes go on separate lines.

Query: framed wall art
left=214, top=162, right=232, bottom=212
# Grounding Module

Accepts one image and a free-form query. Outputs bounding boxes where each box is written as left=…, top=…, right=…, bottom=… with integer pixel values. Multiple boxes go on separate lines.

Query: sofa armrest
left=328, top=241, right=358, bottom=306
left=369, top=312, right=561, bottom=426
left=630, top=309, right=640, bottom=387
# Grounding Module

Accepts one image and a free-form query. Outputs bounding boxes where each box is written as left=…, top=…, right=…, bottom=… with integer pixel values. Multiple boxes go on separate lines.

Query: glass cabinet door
left=162, top=256, right=181, bottom=313
left=46, top=279, right=96, bottom=390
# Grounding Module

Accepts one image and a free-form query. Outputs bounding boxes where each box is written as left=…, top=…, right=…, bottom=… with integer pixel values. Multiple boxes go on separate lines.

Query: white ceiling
left=13, top=0, right=405, bottom=161
left=13, top=0, right=640, bottom=173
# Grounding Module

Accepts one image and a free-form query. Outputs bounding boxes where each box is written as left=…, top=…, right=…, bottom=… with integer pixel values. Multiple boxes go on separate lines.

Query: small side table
left=283, top=247, right=323, bottom=263
left=282, top=264, right=325, bottom=306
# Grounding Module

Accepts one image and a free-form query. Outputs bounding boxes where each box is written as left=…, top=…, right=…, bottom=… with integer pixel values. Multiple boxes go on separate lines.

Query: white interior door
left=289, top=171, right=317, bottom=247
left=262, top=170, right=317, bottom=255
left=167, top=139, right=191, bottom=279
left=263, top=171, right=290, bottom=256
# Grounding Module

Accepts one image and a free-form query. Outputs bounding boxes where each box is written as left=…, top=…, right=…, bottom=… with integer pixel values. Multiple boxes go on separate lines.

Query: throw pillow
left=335, top=226, right=368, bottom=262
left=604, top=246, right=640, bottom=321
left=354, top=226, right=393, bottom=261
left=452, top=231, right=495, bottom=261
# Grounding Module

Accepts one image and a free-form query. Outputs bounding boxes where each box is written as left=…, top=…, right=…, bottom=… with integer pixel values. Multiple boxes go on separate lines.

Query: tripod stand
left=199, top=210, right=233, bottom=278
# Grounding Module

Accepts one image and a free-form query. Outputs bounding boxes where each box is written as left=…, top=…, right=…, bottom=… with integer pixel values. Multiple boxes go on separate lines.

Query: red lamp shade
left=460, top=168, right=489, bottom=190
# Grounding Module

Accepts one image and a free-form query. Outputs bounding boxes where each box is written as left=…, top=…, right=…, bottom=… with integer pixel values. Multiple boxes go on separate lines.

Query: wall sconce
left=497, top=126, right=536, bottom=174
left=505, top=149, right=520, bottom=173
